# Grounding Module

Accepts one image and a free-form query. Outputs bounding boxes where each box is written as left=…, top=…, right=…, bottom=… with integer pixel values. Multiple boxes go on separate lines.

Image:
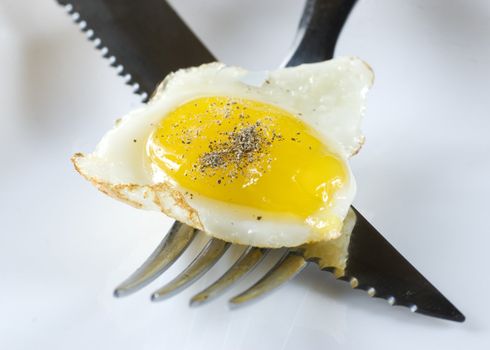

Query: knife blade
left=57, top=0, right=214, bottom=99
left=57, top=0, right=464, bottom=322
left=295, top=208, right=465, bottom=322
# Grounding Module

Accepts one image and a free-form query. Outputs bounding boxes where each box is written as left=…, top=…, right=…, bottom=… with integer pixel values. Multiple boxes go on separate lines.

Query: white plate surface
left=1, top=0, right=489, bottom=349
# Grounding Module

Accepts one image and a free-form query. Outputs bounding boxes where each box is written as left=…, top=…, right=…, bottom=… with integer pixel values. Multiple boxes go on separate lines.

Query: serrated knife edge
left=56, top=0, right=465, bottom=322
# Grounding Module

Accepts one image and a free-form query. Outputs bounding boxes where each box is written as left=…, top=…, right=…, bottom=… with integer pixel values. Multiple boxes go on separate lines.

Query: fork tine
left=229, top=251, right=307, bottom=306
left=151, top=238, right=230, bottom=301
left=114, top=221, right=197, bottom=297
left=190, top=246, right=269, bottom=306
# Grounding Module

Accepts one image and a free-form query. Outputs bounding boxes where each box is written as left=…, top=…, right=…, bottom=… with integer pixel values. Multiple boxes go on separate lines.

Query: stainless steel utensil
left=58, top=0, right=464, bottom=322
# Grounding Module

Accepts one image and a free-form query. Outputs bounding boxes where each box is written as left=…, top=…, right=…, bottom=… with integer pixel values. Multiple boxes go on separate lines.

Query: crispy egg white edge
left=73, top=57, right=373, bottom=248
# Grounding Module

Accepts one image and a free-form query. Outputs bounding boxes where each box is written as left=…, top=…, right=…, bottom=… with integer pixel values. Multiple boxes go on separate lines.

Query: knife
left=56, top=0, right=465, bottom=322
left=58, top=0, right=214, bottom=98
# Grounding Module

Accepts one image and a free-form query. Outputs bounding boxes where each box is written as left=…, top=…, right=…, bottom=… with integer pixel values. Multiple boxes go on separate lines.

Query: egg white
left=73, top=57, right=373, bottom=248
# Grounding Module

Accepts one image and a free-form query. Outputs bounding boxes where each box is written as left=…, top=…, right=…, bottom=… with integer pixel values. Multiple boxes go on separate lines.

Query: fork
left=59, top=0, right=465, bottom=321
left=112, top=0, right=358, bottom=306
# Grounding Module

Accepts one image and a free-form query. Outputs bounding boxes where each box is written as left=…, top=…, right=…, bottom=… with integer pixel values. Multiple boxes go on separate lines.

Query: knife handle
left=284, top=0, right=357, bottom=67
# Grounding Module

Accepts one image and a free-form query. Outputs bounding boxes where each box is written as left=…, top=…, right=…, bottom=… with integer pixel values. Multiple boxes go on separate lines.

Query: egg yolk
left=147, top=97, right=347, bottom=221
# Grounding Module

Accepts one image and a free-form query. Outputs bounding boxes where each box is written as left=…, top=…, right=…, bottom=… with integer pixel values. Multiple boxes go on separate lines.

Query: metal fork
left=113, top=0, right=358, bottom=307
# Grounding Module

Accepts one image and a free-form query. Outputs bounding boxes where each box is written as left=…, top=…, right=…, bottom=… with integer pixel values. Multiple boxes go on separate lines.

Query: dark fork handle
left=285, top=0, right=357, bottom=66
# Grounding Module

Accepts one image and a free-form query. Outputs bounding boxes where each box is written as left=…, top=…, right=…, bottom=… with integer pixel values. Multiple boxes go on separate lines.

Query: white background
left=1, top=0, right=489, bottom=348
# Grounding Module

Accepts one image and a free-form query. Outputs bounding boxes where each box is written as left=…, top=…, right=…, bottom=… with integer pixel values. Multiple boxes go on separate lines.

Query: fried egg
left=72, top=57, right=373, bottom=248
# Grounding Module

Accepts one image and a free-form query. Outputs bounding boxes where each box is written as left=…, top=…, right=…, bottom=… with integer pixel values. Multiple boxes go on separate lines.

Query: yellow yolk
left=147, top=97, right=348, bottom=222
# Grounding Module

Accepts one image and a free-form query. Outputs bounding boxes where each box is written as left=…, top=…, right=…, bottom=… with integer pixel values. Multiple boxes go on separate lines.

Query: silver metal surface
left=190, top=247, right=269, bottom=306
left=114, top=221, right=197, bottom=297
left=151, top=238, right=230, bottom=301
left=229, top=252, right=308, bottom=306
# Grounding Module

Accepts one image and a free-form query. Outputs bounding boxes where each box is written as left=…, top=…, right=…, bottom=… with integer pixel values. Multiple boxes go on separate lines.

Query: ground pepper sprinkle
left=198, top=122, right=270, bottom=182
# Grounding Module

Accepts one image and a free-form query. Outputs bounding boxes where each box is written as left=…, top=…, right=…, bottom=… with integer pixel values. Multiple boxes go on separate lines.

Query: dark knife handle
left=285, top=0, right=357, bottom=67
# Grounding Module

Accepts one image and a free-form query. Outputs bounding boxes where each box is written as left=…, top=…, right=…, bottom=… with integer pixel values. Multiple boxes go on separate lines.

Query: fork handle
left=285, top=0, right=357, bottom=67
